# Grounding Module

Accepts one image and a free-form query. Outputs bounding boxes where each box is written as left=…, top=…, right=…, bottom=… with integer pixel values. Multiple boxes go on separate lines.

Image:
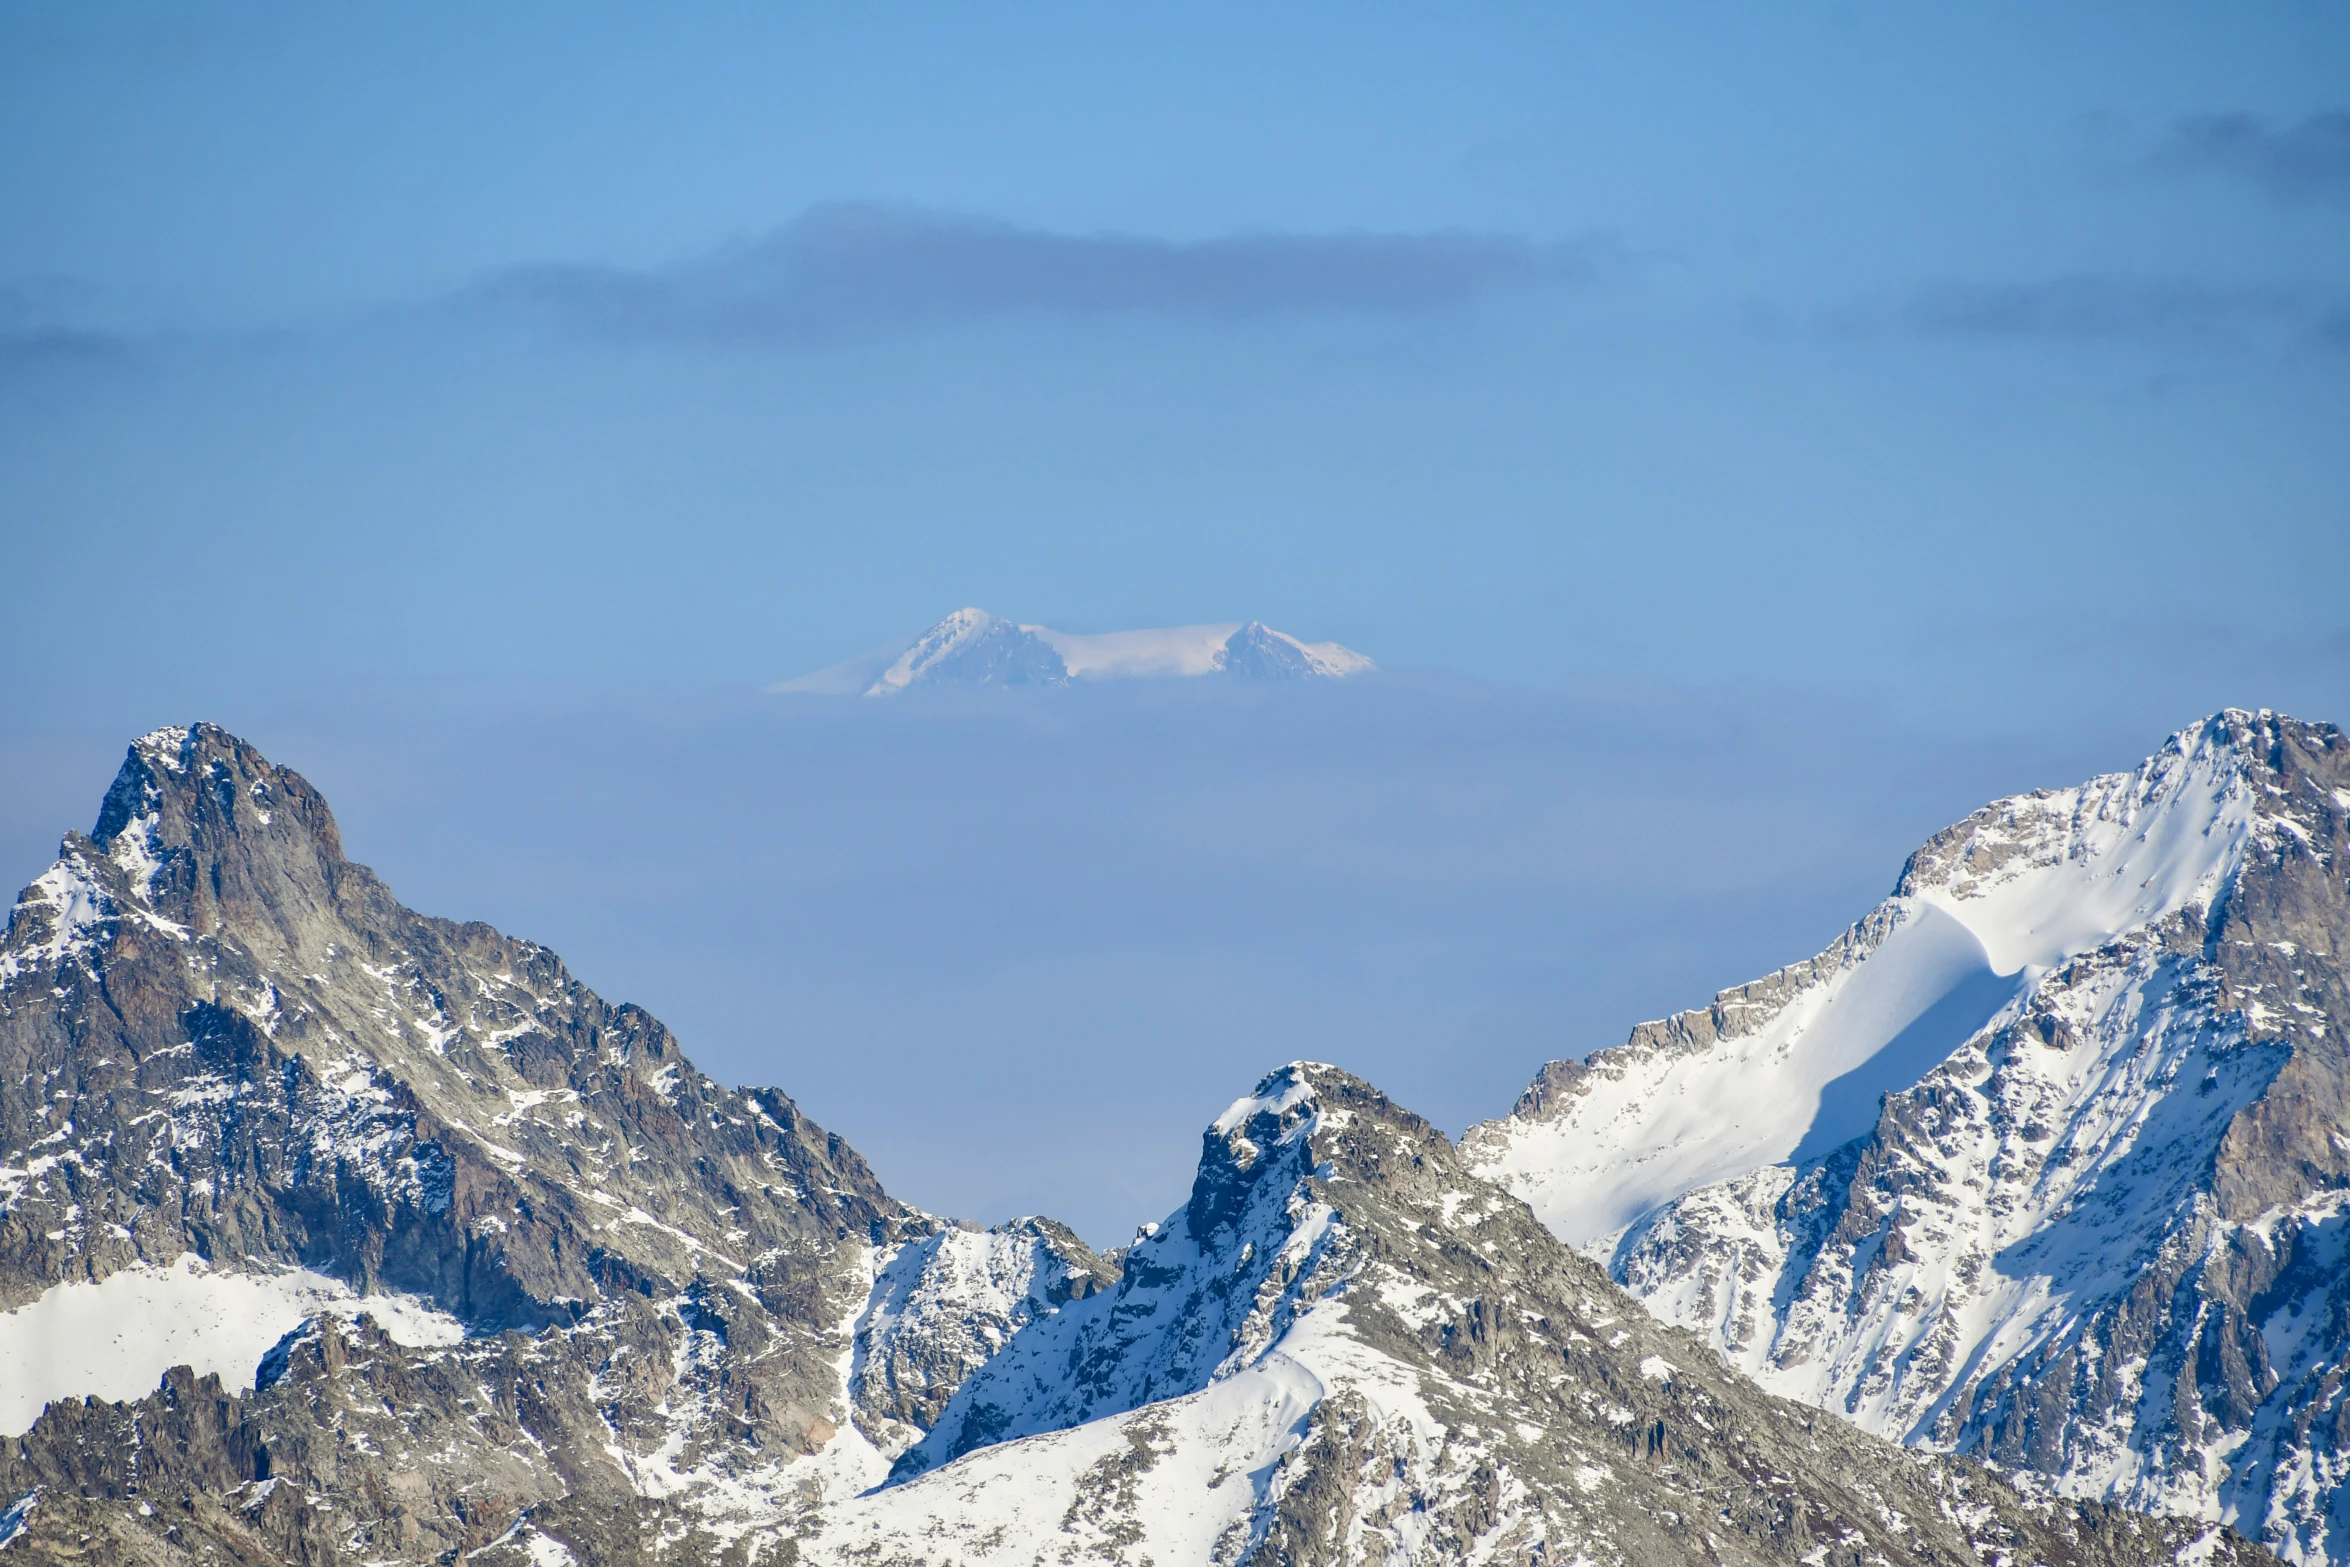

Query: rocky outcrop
left=815, top=1062, right=2268, bottom=1565
left=849, top=1216, right=1115, bottom=1449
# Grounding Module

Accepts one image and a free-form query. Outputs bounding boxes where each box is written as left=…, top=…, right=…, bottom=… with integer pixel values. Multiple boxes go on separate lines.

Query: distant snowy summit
left=772, top=608, right=1375, bottom=696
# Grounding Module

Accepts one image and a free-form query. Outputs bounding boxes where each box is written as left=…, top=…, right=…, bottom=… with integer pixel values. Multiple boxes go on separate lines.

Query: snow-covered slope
left=1468, top=709, right=2350, bottom=1563
left=771, top=607, right=1373, bottom=694
left=0, top=1255, right=462, bottom=1435
left=1465, top=712, right=2260, bottom=1248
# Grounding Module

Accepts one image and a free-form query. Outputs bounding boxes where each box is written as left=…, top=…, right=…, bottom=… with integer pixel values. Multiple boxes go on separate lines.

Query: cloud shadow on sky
left=2153, top=112, right=2350, bottom=201
left=1900, top=274, right=2341, bottom=348
left=454, top=204, right=1621, bottom=347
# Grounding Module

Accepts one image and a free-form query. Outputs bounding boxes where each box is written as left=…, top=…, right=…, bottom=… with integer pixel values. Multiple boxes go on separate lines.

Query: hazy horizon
left=7, top=674, right=2320, bottom=1243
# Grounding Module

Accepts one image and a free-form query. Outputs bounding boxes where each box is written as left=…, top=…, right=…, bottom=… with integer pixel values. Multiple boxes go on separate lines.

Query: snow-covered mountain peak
left=1460, top=709, right=2319, bottom=1252
left=1468, top=707, right=2350, bottom=1562
left=773, top=609, right=1375, bottom=694
left=867, top=606, right=1066, bottom=693
left=127, top=723, right=194, bottom=771
left=886, top=1060, right=1367, bottom=1483
left=876, top=604, right=993, bottom=681
left=1888, top=708, right=2267, bottom=975
left=1214, top=620, right=1376, bottom=680
left=1209, top=1058, right=1329, bottom=1134
left=825, top=1059, right=2262, bottom=1564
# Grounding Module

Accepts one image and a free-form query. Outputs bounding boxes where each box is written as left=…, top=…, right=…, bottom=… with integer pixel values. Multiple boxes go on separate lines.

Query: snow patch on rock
left=0, top=1254, right=463, bottom=1435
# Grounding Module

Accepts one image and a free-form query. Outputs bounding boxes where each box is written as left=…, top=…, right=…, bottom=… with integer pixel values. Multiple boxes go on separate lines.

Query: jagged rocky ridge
left=1468, top=710, right=2350, bottom=1563
left=0, top=724, right=1111, bottom=1564
left=0, top=721, right=2281, bottom=1565
left=814, top=1062, right=2258, bottom=1564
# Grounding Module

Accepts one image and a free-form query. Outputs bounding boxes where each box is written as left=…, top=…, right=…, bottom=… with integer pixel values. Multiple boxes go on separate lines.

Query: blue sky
left=2, top=4, right=2345, bottom=1238
left=4, top=3, right=2345, bottom=711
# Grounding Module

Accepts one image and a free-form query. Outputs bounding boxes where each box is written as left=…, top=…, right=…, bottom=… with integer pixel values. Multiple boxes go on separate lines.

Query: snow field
left=0, top=1253, right=464, bottom=1434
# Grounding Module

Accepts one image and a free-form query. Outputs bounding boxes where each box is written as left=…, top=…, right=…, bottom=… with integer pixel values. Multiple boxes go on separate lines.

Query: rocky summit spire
left=84, top=723, right=376, bottom=967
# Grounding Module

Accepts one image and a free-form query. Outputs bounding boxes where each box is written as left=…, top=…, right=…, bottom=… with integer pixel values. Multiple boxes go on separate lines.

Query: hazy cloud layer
left=460, top=204, right=1614, bottom=345
left=1906, top=275, right=2337, bottom=346
left=0, top=676, right=2183, bottom=1241
left=0, top=282, right=130, bottom=369
left=2156, top=112, right=2350, bottom=199
left=0, top=328, right=122, bottom=367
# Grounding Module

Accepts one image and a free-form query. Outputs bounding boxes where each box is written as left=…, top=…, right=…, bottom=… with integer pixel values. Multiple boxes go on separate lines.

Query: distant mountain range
left=772, top=607, right=1375, bottom=695
left=0, top=713, right=2338, bottom=1563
